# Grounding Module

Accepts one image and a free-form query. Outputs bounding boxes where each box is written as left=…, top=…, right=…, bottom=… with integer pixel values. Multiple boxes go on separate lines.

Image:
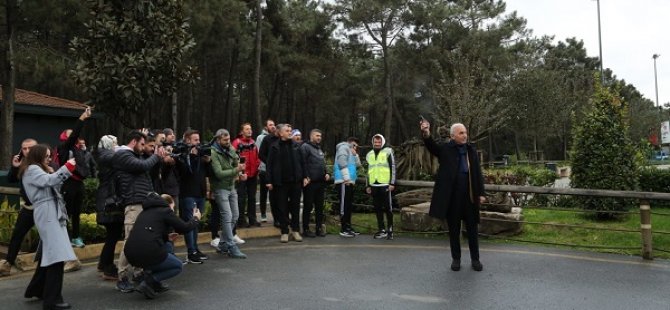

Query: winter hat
left=371, top=134, right=386, bottom=148
left=97, top=135, right=118, bottom=151
left=291, top=129, right=302, bottom=138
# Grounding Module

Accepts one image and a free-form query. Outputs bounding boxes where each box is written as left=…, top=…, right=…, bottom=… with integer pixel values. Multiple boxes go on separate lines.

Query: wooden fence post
left=639, top=200, right=653, bottom=260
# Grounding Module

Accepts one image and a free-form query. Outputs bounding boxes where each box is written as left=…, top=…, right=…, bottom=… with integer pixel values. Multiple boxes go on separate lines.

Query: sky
left=504, top=0, right=669, bottom=106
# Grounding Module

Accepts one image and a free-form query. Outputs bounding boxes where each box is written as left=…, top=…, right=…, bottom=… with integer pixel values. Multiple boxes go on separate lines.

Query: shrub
left=484, top=165, right=557, bottom=206
left=83, top=178, right=99, bottom=214
left=570, top=79, right=638, bottom=219
left=639, top=168, right=670, bottom=208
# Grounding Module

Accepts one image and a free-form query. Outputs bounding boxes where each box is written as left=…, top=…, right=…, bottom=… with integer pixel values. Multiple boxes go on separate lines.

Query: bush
left=570, top=79, right=638, bottom=219
left=484, top=165, right=557, bottom=206
left=83, top=178, right=99, bottom=214
left=639, top=168, right=670, bottom=208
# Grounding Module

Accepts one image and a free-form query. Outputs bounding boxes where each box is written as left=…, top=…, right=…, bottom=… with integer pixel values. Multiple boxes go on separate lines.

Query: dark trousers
left=336, top=183, right=354, bottom=232
left=62, top=178, right=84, bottom=239
left=302, top=182, right=325, bottom=232
left=237, top=176, right=258, bottom=224
left=274, top=183, right=302, bottom=234
left=447, top=174, right=480, bottom=261
left=98, top=222, right=123, bottom=272
left=25, top=261, right=65, bottom=307
left=258, top=172, right=269, bottom=216
left=209, top=198, right=220, bottom=238
left=5, top=208, right=34, bottom=265
left=371, top=186, right=394, bottom=231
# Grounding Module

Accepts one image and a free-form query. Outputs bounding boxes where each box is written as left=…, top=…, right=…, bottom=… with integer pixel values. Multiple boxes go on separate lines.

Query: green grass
left=326, top=209, right=670, bottom=259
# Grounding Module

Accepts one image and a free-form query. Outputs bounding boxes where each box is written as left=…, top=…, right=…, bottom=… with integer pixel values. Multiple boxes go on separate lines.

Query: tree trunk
left=0, top=0, right=16, bottom=170
left=382, top=44, right=393, bottom=142
left=171, top=92, right=178, bottom=130
left=252, top=0, right=263, bottom=134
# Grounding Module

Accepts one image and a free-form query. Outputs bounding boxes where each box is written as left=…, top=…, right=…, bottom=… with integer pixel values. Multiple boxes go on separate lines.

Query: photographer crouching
left=124, top=193, right=201, bottom=299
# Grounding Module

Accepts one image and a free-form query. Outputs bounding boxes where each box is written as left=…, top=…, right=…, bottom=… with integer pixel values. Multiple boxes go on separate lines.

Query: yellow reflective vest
left=366, top=148, right=392, bottom=185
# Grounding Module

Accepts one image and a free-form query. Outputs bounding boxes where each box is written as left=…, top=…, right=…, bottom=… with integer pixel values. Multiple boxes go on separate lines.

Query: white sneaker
left=210, top=237, right=220, bottom=248
left=233, top=235, right=246, bottom=245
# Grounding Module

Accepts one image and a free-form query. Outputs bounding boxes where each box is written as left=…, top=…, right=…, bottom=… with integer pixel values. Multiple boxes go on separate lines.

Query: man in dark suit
left=420, top=120, right=486, bottom=272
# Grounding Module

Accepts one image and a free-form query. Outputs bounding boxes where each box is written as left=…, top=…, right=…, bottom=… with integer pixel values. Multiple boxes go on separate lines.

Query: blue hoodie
left=333, top=141, right=361, bottom=184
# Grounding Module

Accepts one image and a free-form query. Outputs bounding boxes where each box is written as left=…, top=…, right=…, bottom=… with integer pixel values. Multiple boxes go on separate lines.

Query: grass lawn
left=325, top=209, right=670, bottom=260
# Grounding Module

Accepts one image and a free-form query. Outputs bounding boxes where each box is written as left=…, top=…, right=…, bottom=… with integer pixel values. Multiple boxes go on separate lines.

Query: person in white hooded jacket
left=365, top=134, right=396, bottom=240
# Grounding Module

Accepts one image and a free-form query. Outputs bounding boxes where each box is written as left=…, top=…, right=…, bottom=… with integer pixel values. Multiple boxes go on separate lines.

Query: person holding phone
left=57, top=107, right=93, bottom=249
left=0, top=138, right=37, bottom=277
left=232, top=123, right=261, bottom=229
left=21, top=144, right=77, bottom=310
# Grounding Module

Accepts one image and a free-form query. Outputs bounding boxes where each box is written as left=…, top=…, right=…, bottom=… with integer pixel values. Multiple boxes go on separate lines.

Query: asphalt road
left=1, top=236, right=669, bottom=310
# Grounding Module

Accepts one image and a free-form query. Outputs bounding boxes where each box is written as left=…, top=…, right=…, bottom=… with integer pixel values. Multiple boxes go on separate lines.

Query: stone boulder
left=395, top=188, right=433, bottom=209
left=400, top=202, right=444, bottom=232
left=479, top=207, right=523, bottom=236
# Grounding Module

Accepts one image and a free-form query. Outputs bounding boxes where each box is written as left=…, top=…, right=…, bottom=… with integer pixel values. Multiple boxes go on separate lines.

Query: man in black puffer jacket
left=300, top=129, right=330, bottom=237
left=125, top=193, right=200, bottom=299
left=112, top=130, right=164, bottom=292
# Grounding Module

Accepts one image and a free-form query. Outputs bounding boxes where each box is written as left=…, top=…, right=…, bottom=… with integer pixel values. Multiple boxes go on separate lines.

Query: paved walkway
left=1, top=236, right=669, bottom=310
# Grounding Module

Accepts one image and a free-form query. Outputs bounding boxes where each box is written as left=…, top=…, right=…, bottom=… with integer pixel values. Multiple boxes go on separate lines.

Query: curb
left=13, top=225, right=281, bottom=272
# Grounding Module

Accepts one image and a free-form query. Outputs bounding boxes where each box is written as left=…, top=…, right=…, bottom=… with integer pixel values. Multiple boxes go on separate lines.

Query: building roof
left=0, top=87, right=89, bottom=110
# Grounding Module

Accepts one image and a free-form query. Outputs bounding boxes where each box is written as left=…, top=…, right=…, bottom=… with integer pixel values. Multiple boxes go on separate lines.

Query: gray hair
left=98, top=135, right=117, bottom=150
left=215, top=129, right=230, bottom=138
left=276, top=123, right=291, bottom=132
left=450, top=123, right=465, bottom=136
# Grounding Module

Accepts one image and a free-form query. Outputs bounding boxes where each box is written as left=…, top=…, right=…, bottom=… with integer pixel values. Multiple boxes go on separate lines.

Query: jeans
left=5, top=207, right=34, bottom=265
left=214, top=189, right=239, bottom=249
left=237, top=176, right=258, bottom=223
left=303, top=182, right=325, bottom=231
left=145, top=243, right=182, bottom=282
left=180, top=197, right=205, bottom=253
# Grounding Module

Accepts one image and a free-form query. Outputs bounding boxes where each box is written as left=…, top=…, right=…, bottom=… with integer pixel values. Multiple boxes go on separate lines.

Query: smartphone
left=239, top=157, right=246, bottom=164
left=16, top=149, right=23, bottom=161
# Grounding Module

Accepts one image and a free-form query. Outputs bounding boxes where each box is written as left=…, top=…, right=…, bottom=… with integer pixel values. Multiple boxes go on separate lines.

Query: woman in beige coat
left=20, top=144, right=76, bottom=310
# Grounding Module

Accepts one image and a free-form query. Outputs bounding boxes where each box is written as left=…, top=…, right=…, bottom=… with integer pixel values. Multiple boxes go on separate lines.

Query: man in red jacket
left=232, top=123, right=262, bottom=227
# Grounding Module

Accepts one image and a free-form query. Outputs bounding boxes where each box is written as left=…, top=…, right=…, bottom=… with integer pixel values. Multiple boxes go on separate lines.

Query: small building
left=0, top=87, right=99, bottom=152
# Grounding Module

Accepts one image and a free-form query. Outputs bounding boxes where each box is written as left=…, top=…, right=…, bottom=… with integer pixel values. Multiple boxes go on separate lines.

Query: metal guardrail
left=385, top=179, right=669, bottom=260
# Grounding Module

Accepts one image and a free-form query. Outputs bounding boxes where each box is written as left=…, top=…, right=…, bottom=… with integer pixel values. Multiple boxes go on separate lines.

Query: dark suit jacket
left=423, top=136, right=485, bottom=223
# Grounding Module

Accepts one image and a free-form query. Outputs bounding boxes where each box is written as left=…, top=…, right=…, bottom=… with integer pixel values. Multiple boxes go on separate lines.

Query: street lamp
left=653, top=54, right=660, bottom=108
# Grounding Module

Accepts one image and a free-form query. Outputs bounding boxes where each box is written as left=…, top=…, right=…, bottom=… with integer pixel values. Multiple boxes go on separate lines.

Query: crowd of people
left=0, top=110, right=486, bottom=309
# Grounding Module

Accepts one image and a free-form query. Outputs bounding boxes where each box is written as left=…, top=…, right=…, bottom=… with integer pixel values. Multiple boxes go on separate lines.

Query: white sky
left=504, top=0, right=669, bottom=106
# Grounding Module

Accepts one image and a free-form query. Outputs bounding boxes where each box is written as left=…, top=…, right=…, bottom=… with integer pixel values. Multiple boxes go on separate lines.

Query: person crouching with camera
left=123, top=192, right=201, bottom=299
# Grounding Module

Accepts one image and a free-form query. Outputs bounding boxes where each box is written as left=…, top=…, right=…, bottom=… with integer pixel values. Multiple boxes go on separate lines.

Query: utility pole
left=596, top=0, right=604, bottom=83
left=653, top=54, right=660, bottom=108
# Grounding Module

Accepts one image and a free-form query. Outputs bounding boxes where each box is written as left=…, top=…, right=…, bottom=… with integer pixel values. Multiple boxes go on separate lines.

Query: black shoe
left=386, top=231, right=394, bottom=240
left=144, top=273, right=169, bottom=293
left=339, top=230, right=356, bottom=238
left=349, top=228, right=361, bottom=236
left=187, top=253, right=204, bottom=264
left=43, top=302, right=71, bottom=310
left=247, top=221, right=261, bottom=228
left=195, top=250, right=209, bottom=261
left=216, top=245, right=229, bottom=254
left=116, top=277, right=135, bottom=293
left=135, top=281, right=156, bottom=299
left=303, top=229, right=316, bottom=238
left=472, top=260, right=483, bottom=272
left=316, top=229, right=326, bottom=237
left=451, top=259, right=461, bottom=271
